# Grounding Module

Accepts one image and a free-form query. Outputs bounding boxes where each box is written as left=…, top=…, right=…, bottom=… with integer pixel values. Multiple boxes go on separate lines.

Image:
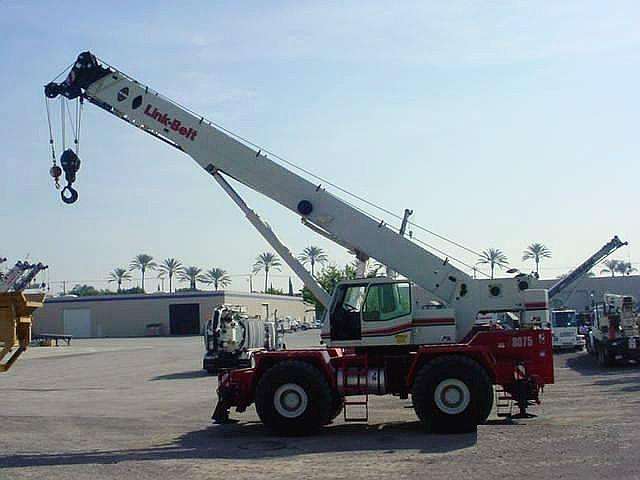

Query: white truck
left=586, top=294, right=640, bottom=366
left=550, top=309, right=584, bottom=351
left=46, top=51, right=557, bottom=434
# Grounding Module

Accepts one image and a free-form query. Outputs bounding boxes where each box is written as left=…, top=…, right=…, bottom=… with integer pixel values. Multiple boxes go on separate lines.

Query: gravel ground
left=1, top=331, right=640, bottom=479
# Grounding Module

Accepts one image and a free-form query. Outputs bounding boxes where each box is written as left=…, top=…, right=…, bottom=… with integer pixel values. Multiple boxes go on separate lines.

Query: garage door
left=169, top=303, right=200, bottom=335
left=63, top=309, right=92, bottom=337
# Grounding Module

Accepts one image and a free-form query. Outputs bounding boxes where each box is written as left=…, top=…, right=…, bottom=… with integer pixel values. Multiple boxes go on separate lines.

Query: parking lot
left=1, top=331, right=640, bottom=480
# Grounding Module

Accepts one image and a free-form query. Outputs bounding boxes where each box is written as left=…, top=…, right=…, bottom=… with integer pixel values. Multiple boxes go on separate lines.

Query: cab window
left=343, top=285, right=366, bottom=312
left=363, top=282, right=411, bottom=322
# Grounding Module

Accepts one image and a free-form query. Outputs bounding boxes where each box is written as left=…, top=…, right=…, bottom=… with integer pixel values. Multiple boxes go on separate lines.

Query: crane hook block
left=59, top=149, right=81, bottom=204
left=60, top=149, right=81, bottom=183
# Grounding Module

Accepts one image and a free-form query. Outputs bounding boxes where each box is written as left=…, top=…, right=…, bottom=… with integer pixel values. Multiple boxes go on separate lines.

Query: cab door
left=330, top=283, right=366, bottom=342
left=360, top=281, right=413, bottom=346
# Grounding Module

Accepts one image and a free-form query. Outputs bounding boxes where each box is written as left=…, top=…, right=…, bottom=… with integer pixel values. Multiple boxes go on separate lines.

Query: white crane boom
left=46, top=52, right=469, bottom=301
left=548, top=235, right=627, bottom=301
left=45, top=52, right=550, bottom=338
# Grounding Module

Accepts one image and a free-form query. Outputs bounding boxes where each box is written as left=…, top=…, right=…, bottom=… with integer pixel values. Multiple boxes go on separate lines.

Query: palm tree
left=615, top=261, right=637, bottom=276
left=253, top=252, right=282, bottom=292
left=108, top=267, right=132, bottom=293
left=182, top=266, right=205, bottom=291
left=178, top=266, right=205, bottom=291
left=297, top=246, right=328, bottom=277
left=600, top=259, right=620, bottom=277
left=158, top=258, right=184, bottom=293
left=477, top=248, right=509, bottom=280
left=156, top=272, right=166, bottom=292
left=203, top=267, right=232, bottom=290
left=522, top=243, right=552, bottom=276
left=129, top=254, right=157, bottom=292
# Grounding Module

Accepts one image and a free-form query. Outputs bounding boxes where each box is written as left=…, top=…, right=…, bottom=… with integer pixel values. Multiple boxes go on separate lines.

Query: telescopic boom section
left=548, top=235, right=627, bottom=300
left=45, top=52, right=470, bottom=304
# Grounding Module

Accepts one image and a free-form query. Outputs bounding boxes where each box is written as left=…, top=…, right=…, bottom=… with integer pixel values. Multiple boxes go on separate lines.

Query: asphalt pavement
left=1, top=331, right=639, bottom=479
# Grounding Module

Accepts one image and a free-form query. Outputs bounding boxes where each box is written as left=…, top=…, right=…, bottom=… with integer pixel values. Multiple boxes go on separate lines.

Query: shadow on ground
left=591, top=376, right=640, bottom=392
left=565, top=353, right=640, bottom=377
left=151, top=370, right=210, bottom=381
left=0, top=421, right=477, bottom=468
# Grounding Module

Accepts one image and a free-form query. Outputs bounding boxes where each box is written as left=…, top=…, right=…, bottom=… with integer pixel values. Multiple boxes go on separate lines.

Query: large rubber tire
left=412, top=355, right=493, bottom=434
left=255, top=360, right=333, bottom=435
left=327, top=395, right=344, bottom=424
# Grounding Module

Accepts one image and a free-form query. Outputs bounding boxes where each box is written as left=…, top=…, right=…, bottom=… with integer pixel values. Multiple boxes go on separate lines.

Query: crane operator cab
left=322, top=277, right=550, bottom=348
left=329, top=279, right=412, bottom=342
left=323, top=278, right=460, bottom=347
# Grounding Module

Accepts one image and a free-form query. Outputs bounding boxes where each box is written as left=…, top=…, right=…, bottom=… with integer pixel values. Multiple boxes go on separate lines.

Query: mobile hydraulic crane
left=45, top=52, right=554, bottom=434
left=587, top=293, right=640, bottom=366
left=546, top=236, right=627, bottom=350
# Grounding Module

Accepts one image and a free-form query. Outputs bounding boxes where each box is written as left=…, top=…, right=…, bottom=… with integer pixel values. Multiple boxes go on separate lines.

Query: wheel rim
left=434, top=379, right=471, bottom=415
left=274, top=383, right=308, bottom=418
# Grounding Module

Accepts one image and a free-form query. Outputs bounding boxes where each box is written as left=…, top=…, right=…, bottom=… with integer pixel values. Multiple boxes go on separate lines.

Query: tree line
left=478, top=243, right=636, bottom=279
left=478, top=243, right=553, bottom=279
left=65, top=246, right=330, bottom=297
left=64, top=242, right=637, bottom=298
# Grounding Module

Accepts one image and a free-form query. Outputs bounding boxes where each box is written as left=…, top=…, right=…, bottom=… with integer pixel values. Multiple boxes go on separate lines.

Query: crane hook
left=61, top=185, right=79, bottom=204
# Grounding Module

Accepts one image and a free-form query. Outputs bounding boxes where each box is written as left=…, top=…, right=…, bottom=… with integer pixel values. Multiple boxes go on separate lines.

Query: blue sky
left=2, top=1, right=639, bottom=293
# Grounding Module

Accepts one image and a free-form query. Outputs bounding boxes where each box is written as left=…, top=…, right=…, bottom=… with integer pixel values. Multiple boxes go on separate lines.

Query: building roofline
left=45, top=290, right=304, bottom=305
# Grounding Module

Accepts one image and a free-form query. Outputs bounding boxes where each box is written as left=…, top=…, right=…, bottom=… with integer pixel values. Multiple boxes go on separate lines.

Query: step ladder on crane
left=339, top=357, right=371, bottom=423
left=495, top=385, right=514, bottom=418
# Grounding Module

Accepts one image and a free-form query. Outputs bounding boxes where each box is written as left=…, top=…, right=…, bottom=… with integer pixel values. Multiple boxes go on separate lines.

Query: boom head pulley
left=44, top=51, right=110, bottom=100
left=44, top=52, right=107, bottom=205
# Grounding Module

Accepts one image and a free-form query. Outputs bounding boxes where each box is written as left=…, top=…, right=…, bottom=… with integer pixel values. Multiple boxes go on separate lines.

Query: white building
left=34, top=290, right=312, bottom=337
